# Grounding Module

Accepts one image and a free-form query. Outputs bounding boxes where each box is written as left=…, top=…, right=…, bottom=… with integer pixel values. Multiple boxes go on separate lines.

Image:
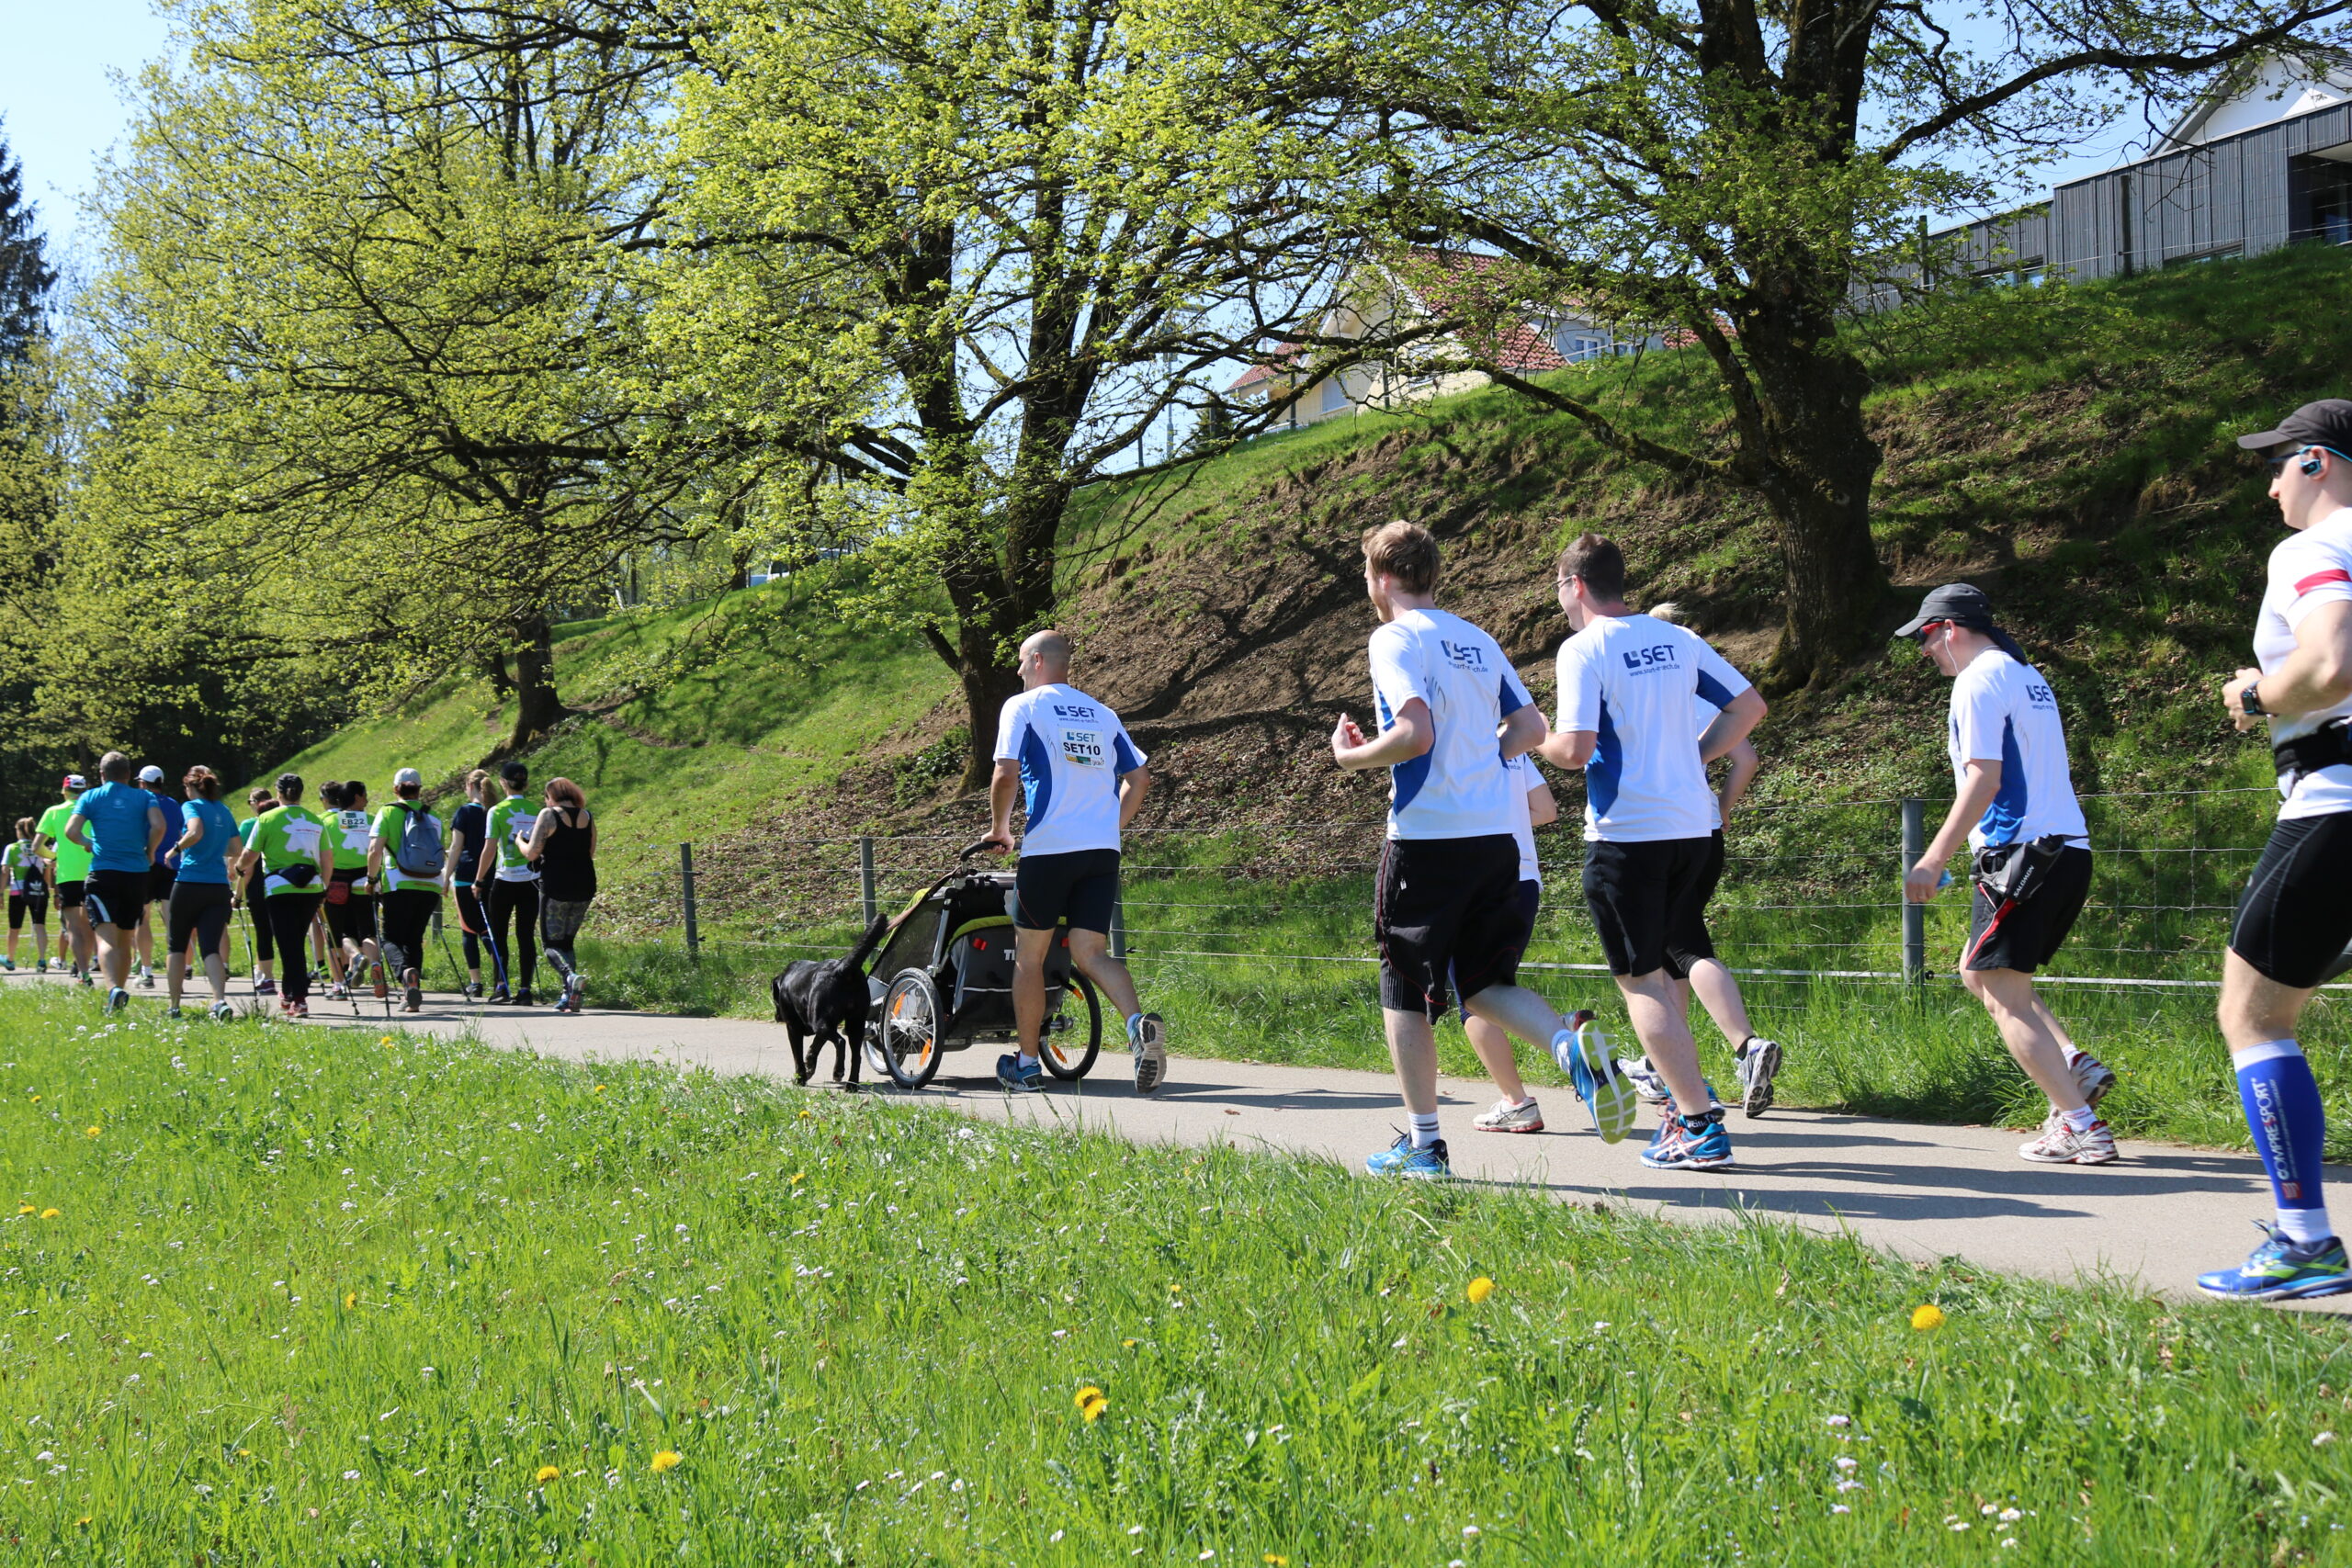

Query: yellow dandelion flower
left=594, top=1084, right=605, bottom=1095
left=74, top=1517, right=92, bottom=1529
left=1910, top=1303, right=1946, bottom=1332
left=236, top=1449, right=251, bottom=1457
left=16, top=1202, right=31, bottom=1214
left=1264, top=1556, right=1289, bottom=1566
left=1074, top=1385, right=1103, bottom=1410
left=535, top=1464, right=562, bottom=1484
left=39, top=1208, right=59, bottom=1220
left=28, top=1094, right=39, bottom=1102
left=1122, top=1338, right=1137, bottom=1348
left=1080, top=1393, right=1109, bottom=1423
left=344, top=1292, right=357, bottom=1310
left=1465, top=1276, right=1496, bottom=1304
left=85, top=1126, right=100, bottom=1138
left=378, top=1036, right=392, bottom=1046
left=789, top=1171, right=805, bottom=1184
left=797, top=1109, right=812, bottom=1119
left=650, top=1450, right=683, bottom=1473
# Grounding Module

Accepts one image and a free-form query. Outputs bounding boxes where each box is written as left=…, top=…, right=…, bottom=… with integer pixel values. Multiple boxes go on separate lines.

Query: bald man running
left=983, top=629, right=1167, bottom=1095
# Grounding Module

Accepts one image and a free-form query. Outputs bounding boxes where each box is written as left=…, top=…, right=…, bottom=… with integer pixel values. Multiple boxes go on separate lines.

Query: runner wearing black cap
left=2197, top=399, right=2352, bottom=1303
left=133, top=763, right=177, bottom=988
left=1896, top=583, right=2114, bottom=1164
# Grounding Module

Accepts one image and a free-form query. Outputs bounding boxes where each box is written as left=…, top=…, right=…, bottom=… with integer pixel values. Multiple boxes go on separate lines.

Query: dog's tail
left=846, top=912, right=890, bottom=972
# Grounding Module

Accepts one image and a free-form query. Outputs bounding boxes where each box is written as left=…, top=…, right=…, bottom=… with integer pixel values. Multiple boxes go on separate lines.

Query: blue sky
left=1, top=0, right=175, bottom=267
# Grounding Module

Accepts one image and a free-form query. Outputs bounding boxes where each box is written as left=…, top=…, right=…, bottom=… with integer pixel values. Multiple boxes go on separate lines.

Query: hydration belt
left=1971, top=834, right=2079, bottom=906
left=263, top=864, right=322, bottom=897
left=2274, top=718, right=2352, bottom=793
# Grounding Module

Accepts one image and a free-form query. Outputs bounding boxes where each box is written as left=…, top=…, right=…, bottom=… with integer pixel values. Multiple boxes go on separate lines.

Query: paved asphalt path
left=11, top=971, right=2331, bottom=1308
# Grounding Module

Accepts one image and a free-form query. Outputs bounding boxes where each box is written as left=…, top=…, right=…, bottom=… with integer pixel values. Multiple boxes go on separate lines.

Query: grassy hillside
left=257, top=245, right=2352, bottom=1144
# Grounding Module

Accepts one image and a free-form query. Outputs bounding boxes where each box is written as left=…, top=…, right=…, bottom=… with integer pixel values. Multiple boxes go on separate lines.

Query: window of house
left=1321, top=378, right=1349, bottom=413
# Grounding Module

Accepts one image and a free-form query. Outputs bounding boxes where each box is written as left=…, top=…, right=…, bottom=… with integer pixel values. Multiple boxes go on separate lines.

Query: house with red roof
left=1226, top=247, right=1663, bottom=428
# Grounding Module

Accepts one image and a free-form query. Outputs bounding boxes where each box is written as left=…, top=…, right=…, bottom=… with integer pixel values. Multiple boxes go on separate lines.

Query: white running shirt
left=2256, top=505, right=2352, bottom=820
left=1946, top=648, right=2088, bottom=851
left=1555, top=614, right=1751, bottom=843
left=1366, top=608, right=1533, bottom=841
left=993, top=683, right=1146, bottom=858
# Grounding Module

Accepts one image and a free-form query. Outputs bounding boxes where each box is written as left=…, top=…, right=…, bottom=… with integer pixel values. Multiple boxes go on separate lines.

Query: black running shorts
left=1455, top=879, right=1541, bottom=1022
left=147, top=864, right=176, bottom=906
left=1375, top=833, right=1526, bottom=1019
left=1963, top=845, right=2093, bottom=973
left=323, top=870, right=379, bottom=945
left=7, top=893, right=47, bottom=930
left=1012, top=848, right=1120, bottom=933
left=166, top=880, right=234, bottom=958
left=84, top=869, right=150, bottom=931
left=2231, top=811, right=2352, bottom=989
left=55, top=880, right=85, bottom=912
left=1583, top=835, right=1721, bottom=978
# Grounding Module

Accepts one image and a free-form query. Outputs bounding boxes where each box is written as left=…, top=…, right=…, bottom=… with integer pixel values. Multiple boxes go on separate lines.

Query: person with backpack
left=164, top=765, right=240, bottom=1021
left=368, top=767, right=446, bottom=1013
left=475, top=760, right=540, bottom=1005
left=3, top=817, right=49, bottom=973
left=522, top=776, right=596, bottom=1013
left=234, top=787, right=279, bottom=997
left=234, top=774, right=334, bottom=1019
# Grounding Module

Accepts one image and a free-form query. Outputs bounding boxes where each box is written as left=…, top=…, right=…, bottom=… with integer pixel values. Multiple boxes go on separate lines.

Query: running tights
left=486, top=879, right=538, bottom=994
left=379, top=889, right=439, bottom=984
left=455, top=884, right=487, bottom=972
left=244, top=875, right=274, bottom=964
left=265, top=894, right=324, bottom=1005
left=539, top=896, right=594, bottom=986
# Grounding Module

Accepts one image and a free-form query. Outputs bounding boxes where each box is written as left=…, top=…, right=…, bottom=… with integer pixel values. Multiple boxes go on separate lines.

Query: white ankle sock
left=1408, top=1111, right=1442, bottom=1149
left=2061, top=1106, right=2098, bottom=1134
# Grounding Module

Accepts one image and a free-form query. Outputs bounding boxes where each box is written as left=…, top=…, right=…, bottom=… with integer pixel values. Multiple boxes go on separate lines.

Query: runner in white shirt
left=1330, top=521, right=1609, bottom=1179
left=1537, top=534, right=1766, bottom=1171
left=984, top=629, right=1166, bottom=1095
left=1896, top=582, right=2113, bottom=1167
left=2199, top=400, right=2352, bottom=1302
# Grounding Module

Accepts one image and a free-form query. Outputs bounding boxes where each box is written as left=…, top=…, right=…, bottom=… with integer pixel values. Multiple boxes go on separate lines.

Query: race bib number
left=1059, top=727, right=1106, bottom=768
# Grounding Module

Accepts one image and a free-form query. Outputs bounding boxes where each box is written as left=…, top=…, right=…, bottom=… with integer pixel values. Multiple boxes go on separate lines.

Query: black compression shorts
left=147, top=864, right=176, bottom=906
left=7, top=894, right=47, bottom=930
left=1963, top=845, right=2093, bottom=973
left=166, top=880, right=234, bottom=958
left=1376, top=833, right=1527, bottom=1019
left=1582, top=836, right=1721, bottom=979
left=84, top=869, right=150, bottom=931
left=1012, top=849, right=1120, bottom=933
left=54, top=880, right=85, bottom=912
left=2232, top=813, right=2352, bottom=989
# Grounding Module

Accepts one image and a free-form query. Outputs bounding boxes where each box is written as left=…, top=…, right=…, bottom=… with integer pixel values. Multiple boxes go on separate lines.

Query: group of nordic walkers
left=7, top=756, right=601, bottom=1023
left=973, top=395, right=2352, bottom=1306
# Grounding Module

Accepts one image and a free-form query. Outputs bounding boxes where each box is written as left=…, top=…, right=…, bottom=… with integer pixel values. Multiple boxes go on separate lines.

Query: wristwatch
left=2242, top=680, right=2267, bottom=718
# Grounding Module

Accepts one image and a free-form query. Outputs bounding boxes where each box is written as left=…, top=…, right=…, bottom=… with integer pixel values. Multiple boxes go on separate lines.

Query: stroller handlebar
left=957, top=837, right=998, bottom=863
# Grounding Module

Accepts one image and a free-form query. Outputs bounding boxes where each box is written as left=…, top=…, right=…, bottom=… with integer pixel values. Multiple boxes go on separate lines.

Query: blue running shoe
left=1551, top=1012, right=1636, bottom=1144
left=1364, top=1132, right=1452, bottom=1180
left=994, top=1054, right=1044, bottom=1092
left=2198, top=1222, right=2352, bottom=1303
left=1640, top=1108, right=1735, bottom=1170
left=105, top=986, right=129, bottom=1016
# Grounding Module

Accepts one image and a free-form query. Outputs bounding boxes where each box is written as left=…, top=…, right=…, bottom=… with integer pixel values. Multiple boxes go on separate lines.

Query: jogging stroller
left=863, top=840, right=1103, bottom=1089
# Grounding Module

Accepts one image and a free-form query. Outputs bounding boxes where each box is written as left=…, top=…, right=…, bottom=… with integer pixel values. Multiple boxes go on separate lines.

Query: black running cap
left=500, top=760, right=529, bottom=784
left=1894, top=582, right=1996, bottom=640
left=2237, top=399, right=2352, bottom=455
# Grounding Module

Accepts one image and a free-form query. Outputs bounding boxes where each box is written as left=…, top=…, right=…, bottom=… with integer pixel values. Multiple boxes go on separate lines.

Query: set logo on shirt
left=1622, top=643, right=1681, bottom=672
left=1059, top=727, right=1106, bottom=768
left=2026, top=682, right=2056, bottom=711
left=1439, top=640, right=1488, bottom=671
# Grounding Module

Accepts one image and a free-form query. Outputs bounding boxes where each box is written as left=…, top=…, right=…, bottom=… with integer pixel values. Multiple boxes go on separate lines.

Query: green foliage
left=6, top=986, right=2352, bottom=1563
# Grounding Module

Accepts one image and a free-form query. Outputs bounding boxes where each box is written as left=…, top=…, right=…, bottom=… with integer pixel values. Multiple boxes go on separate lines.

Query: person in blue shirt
left=62, top=751, right=167, bottom=1014
left=165, top=764, right=241, bottom=1021
left=133, top=762, right=180, bottom=988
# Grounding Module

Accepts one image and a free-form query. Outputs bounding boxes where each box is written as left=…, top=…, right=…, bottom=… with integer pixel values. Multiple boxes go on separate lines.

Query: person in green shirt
left=233, top=785, right=280, bottom=998
left=474, top=760, right=541, bottom=1006
left=368, top=767, right=448, bottom=1014
left=32, top=773, right=92, bottom=985
left=232, top=773, right=334, bottom=1019
left=4, top=816, right=49, bottom=974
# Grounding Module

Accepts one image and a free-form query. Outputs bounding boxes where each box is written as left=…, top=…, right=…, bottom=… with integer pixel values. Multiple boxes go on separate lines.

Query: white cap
left=138, top=764, right=165, bottom=784
left=393, top=767, right=423, bottom=789
left=62, top=774, right=86, bottom=791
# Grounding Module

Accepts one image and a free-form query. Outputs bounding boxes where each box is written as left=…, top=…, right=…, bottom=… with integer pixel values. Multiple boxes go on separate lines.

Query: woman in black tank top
left=525, top=777, right=598, bottom=1012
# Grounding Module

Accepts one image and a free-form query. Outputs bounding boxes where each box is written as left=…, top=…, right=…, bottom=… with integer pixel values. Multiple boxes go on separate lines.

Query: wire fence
left=591, top=784, right=2310, bottom=997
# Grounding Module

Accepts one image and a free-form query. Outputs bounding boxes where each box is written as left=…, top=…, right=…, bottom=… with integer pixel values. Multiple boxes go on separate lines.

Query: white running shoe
left=2068, top=1051, right=2117, bottom=1110
left=1473, top=1097, right=1545, bottom=1134
left=2019, top=1117, right=2119, bottom=1165
left=1617, top=1056, right=1671, bottom=1104
left=1736, top=1038, right=1783, bottom=1117
left=1129, top=1012, right=1167, bottom=1095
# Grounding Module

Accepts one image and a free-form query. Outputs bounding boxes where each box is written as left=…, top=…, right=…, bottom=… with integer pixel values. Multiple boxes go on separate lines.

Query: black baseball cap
left=2237, top=399, right=2352, bottom=457
left=1894, top=582, right=1997, bottom=640
left=500, top=760, right=529, bottom=784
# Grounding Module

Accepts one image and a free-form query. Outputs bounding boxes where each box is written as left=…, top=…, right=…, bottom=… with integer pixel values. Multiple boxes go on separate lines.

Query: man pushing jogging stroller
left=980, top=628, right=1169, bottom=1096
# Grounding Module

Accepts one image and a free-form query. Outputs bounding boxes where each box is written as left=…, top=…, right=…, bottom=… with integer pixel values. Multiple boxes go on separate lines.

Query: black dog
left=773, top=914, right=890, bottom=1087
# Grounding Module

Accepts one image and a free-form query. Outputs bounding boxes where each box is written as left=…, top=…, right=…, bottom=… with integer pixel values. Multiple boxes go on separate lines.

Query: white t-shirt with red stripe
left=2256, top=504, right=2352, bottom=820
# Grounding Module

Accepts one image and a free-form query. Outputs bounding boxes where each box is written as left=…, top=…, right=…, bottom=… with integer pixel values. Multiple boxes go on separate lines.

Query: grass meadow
left=6, top=985, right=2352, bottom=1564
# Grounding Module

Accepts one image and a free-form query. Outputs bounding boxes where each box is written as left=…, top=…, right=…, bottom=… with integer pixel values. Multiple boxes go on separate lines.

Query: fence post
left=1900, top=797, right=1926, bottom=984
left=680, top=840, right=700, bottom=961
left=859, top=835, right=877, bottom=929
left=1110, top=888, right=1127, bottom=960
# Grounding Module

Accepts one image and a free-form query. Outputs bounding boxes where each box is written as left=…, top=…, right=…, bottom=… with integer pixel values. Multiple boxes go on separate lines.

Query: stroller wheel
left=1039, top=970, right=1103, bottom=1080
left=878, top=969, right=946, bottom=1089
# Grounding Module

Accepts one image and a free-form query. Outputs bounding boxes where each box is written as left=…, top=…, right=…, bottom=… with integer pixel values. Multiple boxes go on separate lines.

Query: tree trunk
left=1738, top=296, right=1889, bottom=691
left=507, top=611, right=564, bottom=750
left=955, top=635, right=1023, bottom=793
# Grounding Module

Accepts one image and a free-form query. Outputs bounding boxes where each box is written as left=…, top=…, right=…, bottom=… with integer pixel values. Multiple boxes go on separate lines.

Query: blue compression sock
left=2235, top=1040, right=2334, bottom=1245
